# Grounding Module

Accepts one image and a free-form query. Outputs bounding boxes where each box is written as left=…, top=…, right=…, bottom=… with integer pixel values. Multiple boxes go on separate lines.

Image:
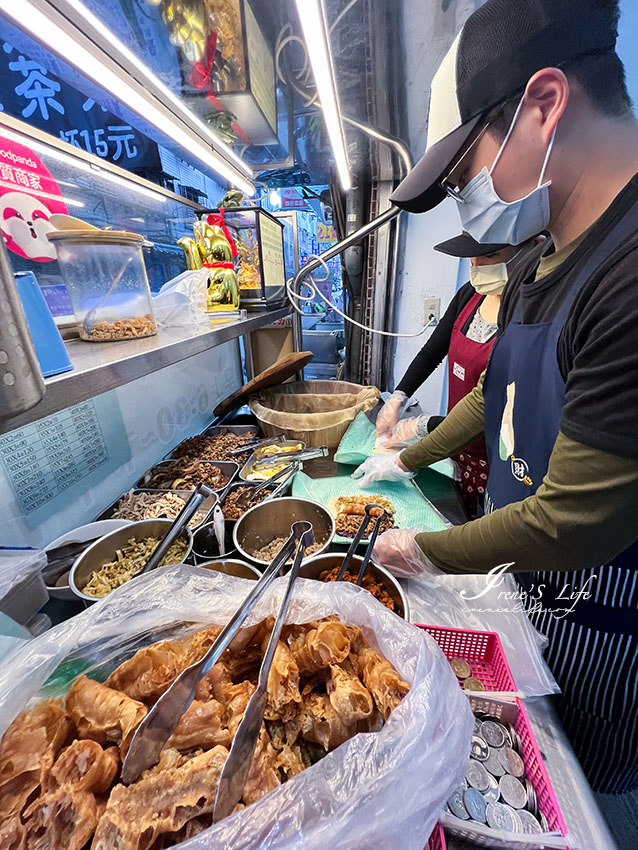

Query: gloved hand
left=372, top=527, right=442, bottom=578
left=351, top=452, right=416, bottom=488
left=376, top=415, right=431, bottom=449
left=375, top=390, right=408, bottom=438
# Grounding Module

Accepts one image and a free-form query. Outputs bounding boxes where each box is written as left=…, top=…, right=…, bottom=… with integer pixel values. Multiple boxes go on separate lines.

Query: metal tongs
left=121, top=519, right=314, bottom=786
left=140, top=483, right=213, bottom=575
left=213, top=521, right=314, bottom=821
left=335, top=503, right=389, bottom=585
left=253, top=445, right=329, bottom=469
left=227, top=434, right=285, bottom=456
left=236, top=461, right=300, bottom=508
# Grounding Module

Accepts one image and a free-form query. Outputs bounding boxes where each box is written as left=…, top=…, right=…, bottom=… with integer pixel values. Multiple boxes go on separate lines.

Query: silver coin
left=498, top=745, right=525, bottom=777
left=525, top=777, right=538, bottom=815
left=540, top=811, right=550, bottom=832
left=484, top=748, right=506, bottom=777
left=464, top=787, right=488, bottom=823
left=481, top=720, right=506, bottom=748
left=510, top=807, right=524, bottom=833
left=482, top=772, right=500, bottom=803
left=485, top=801, right=517, bottom=832
left=470, top=734, right=490, bottom=761
left=499, top=774, right=527, bottom=809
left=517, top=808, right=543, bottom=834
left=447, top=786, right=470, bottom=819
left=503, top=722, right=515, bottom=748
left=474, top=717, right=483, bottom=734
left=466, top=759, right=490, bottom=792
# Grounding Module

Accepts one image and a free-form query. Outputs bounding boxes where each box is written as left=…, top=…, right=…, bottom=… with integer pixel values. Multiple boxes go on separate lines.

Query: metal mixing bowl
left=193, top=559, right=261, bottom=579
left=300, top=553, right=409, bottom=620
left=69, top=518, right=193, bottom=602
left=233, top=496, right=335, bottom=566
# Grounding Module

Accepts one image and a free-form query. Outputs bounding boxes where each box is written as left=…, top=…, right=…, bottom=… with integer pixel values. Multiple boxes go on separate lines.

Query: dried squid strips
left=356, top=648, right=410, bottom=720
left=288, top=619, right=351, bottom=674
left=0, top=699, right=72, bottom=820
left=65, top=675, right=147, bottom=756
left=91, top=745, right=228, bottom=850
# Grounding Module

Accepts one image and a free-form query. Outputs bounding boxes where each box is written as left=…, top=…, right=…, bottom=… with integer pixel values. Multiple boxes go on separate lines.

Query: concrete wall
left=393, top=0, right=638, bottom=415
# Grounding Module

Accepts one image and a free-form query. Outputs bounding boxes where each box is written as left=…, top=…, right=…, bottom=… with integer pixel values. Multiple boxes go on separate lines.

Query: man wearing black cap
left=354, top=0, right=638, bottom=805
left=375, top=233, right=542, bottom=518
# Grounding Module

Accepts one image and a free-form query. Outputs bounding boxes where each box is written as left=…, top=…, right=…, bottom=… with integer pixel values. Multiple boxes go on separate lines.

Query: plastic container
left=416, top=624, right=517, bottom=693
left=427, top=825, right=446, bottom=850
left=0, top=550, right=48, bottom=625
left=47, top=229, right=157, bottom=341
left=14, top=271, right=72, bottom=377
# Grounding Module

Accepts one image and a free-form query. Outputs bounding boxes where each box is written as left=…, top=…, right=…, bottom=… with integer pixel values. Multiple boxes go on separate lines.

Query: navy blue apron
left=483, top=206, right=638, bottom=794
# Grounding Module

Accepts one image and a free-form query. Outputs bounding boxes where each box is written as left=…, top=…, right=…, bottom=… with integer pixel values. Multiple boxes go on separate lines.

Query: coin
left=447, top=786, right=470, bottom=819
left=474, top=716, right=483, bottom=733
left=450, top=657, right=472, bottom=679
left=484, top=748, right=506, bottom=777
left=463, top=787, right=488, bottom=823
left=525, top=777, right=538, bottom=815
left=466, top=759, right=490, bottom=792
left=540, top=811, right=550, bottom=832
left=464, top=676, right=486, bottom=691
left=482, top=772, right=500, bottom=803
left=499, top=773, right=527, bottom=809
left=498, top=745, right=525, bottom=778
left=517, top=808, right=543, bottom=834
left=502, top=723, right=514, bottom=748
left=470, top=735, right=490, bottom=761
left=485, top=801, right=518, bottom=832
left=481, top=720, right=506, bottom=748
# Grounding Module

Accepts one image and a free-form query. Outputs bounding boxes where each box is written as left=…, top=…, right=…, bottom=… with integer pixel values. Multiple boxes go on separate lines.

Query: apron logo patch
left=510, top=455, right=533, bottom=485
left=453, top=362, right=465, bottom=381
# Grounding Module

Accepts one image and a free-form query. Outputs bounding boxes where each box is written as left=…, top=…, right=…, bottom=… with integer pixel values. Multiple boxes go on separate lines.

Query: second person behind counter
left=376, top=231, right=542, bottom=517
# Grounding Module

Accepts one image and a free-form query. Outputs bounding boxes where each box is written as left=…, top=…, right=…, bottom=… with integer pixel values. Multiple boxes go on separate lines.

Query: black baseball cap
left=434, top=231, right=508, bottom=258
left=391, top=0, right=620, bottom=214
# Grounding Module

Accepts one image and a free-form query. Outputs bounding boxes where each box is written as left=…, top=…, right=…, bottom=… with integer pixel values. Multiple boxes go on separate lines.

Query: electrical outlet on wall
left=423, top=298, right=441, bottom=325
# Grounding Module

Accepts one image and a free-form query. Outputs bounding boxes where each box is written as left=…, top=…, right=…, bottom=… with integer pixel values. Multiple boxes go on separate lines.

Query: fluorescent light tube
left=0, top=0, right=254, bottom=195
left=294, top=0, right=351, bottom=190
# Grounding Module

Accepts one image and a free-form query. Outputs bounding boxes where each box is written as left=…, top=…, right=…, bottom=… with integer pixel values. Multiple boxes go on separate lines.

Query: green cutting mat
left=334, top=411, right=457, bottom=479
left=292, top=470, right=448, bottom=544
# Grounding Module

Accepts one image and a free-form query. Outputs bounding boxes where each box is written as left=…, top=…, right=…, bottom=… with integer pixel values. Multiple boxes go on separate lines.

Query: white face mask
left=469, top=262, right=508, bottom=295
left=457, top=97, right=557, bottom=245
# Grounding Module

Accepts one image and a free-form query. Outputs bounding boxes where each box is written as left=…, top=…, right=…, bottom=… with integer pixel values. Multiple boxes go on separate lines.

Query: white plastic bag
left=152, top=269, right=210, bottom=326
left=406, top=573, right=560, bottom=697
left=0, top=565, right=473, bottom=850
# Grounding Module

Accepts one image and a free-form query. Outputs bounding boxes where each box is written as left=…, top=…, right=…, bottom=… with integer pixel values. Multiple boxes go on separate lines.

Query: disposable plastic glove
left=375, top=390, right=408, bottom=438
left=372, top=527, right=442, bottom=578
left=377, top=415, right=431, bottom=449
left=351, top=452, right=416, bottom=488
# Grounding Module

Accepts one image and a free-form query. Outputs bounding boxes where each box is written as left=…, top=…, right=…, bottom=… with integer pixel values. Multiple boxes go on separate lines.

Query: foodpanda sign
left=0, top=136, right=67, bottom=262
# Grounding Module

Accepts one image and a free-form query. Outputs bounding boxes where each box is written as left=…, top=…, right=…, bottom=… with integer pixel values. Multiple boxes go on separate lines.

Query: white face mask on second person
left=469, top=262, right=508, bottom=295
left=458, top=97, right=557, bottom=246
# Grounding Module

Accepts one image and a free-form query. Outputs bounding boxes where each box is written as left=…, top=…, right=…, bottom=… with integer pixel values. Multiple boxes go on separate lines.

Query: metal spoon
left=83, top=254, right=134, bottom=337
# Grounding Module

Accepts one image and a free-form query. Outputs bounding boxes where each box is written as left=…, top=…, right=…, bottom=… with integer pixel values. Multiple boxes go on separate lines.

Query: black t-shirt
left=499, top=175, right=638, bottom=460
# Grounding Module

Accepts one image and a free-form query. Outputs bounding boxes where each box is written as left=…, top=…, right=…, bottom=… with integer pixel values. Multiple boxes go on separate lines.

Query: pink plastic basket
left=425, top=824, right=446, bottom=850
left=415, top=624, right=517, bottom=692
left=416, top=625, right=570, bottom=847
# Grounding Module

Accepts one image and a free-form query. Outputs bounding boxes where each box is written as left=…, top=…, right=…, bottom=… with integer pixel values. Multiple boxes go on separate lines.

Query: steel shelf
left=1, top=307, right=289, bottom=435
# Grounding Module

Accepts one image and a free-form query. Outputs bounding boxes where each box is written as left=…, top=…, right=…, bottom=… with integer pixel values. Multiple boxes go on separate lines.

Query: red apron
left=447, top=292, right=496, bottom=517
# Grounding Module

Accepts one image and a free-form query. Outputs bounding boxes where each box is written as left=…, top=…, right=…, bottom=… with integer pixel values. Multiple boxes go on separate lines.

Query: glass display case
left=200, top=206, right=286, bottom=311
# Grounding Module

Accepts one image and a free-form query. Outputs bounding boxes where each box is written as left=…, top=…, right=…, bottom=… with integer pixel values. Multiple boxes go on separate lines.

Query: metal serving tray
left=239, top=440, right=306, bottom=483
left=163, top=424, right=260, bottom=461
left=95, top=488, right=218, bottom=524
left=135, top=460, right=239, bottom=492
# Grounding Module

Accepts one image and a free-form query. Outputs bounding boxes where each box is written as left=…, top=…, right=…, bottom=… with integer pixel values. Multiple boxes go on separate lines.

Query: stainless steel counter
left=0, top=308, right=290, bottom=435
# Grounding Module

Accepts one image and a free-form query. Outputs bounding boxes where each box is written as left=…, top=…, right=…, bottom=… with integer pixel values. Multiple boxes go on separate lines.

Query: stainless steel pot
left=192, top=560, right=261, bottom=580
left=299, top=553, right=409, bottom=620
left=69, top=518, right=193, bottom=602
left=233, top=497, right=335, bottom=566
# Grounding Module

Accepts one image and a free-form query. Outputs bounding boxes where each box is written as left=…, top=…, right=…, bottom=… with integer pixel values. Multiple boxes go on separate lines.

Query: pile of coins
left=445, top=711, right=549, bottom=835
left=449, top=657, right=486, bottom=692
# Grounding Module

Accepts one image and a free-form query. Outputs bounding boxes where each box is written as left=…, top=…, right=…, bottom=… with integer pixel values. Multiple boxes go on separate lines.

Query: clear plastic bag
left=0, top=565, right=473, bottom=850
left=406, top=573, right=560, bottom=697
left=152, top=269, right=210, bottom=326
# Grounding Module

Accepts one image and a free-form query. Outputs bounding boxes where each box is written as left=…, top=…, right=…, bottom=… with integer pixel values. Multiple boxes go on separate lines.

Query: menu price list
left=0, top=401, right=110, bottom=515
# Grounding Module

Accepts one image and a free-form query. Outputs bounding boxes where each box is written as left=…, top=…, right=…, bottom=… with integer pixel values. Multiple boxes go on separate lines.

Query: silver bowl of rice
left=69, top=519, right=193, bottom=602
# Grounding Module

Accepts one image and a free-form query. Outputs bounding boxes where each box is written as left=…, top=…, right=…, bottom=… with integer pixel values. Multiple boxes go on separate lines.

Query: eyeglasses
left=440, top=123, right=490, bottom=203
